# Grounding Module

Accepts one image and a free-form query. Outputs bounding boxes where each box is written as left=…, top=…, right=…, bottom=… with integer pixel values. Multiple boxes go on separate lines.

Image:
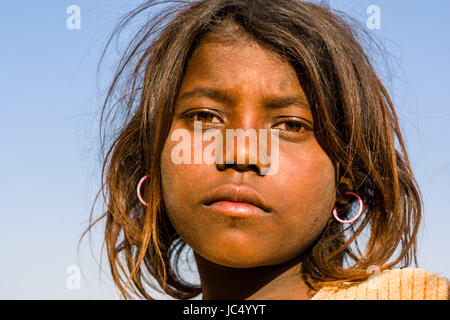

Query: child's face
left=160, top=39, right=336, bottom=268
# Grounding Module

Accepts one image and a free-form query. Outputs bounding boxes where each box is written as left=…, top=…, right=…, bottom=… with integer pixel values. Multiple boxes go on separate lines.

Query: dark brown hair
left=81, top=0, right=423, bottom=299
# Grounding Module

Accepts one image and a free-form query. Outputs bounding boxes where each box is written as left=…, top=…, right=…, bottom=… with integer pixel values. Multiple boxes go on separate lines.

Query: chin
left=204, top=252, right=271, bottom=269
left=195, top=239, right=292, bottom=269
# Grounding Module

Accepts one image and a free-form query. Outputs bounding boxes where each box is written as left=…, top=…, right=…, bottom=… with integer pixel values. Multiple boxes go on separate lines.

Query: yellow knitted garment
left=311, top=268, right=449, bottom=300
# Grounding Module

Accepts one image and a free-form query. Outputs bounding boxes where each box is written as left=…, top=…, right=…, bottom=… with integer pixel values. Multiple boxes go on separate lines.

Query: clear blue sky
left=0, top=0, right=448, bottom=299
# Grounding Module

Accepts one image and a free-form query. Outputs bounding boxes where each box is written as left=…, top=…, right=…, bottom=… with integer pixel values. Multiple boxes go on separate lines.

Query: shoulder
left=311, top=268, right=449, bottom=300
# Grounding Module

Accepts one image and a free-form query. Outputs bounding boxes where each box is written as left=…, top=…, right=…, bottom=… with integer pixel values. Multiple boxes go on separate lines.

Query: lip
left=202, top=184, right=272, bottom=218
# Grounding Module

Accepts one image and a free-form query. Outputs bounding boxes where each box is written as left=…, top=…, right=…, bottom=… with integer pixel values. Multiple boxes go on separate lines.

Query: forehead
left=178, top=41, right=306, bottom=99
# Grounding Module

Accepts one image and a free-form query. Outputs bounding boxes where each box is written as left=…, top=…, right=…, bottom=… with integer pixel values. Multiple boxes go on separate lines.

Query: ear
left=335, top=175, right=354, bottom=206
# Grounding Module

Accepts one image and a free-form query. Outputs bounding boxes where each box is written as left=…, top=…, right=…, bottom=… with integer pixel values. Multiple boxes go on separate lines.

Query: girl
left=84, top=0, right=449, bottom=299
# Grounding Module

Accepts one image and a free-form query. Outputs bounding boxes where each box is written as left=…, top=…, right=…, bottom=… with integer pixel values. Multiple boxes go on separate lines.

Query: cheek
left=274, top=143, right=336, bottom=246
left=160, top=136, right=212, bottom=240
left=160, top=139, right=193, bottom=226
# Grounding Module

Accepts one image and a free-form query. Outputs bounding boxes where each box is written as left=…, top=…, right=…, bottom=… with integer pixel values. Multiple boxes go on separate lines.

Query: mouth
left=202, top=184, right=272, bottom=218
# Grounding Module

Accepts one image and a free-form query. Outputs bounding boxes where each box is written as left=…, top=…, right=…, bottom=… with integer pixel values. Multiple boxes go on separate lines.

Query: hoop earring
left=137, top=175, right=150, bottom=207
left=332, top=191, right=363, bottom=224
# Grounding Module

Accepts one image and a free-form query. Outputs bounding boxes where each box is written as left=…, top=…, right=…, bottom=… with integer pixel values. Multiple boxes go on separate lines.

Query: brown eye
left=185, top=111, right=222, bottom=124
left=274, top=120, right=310, bottom=135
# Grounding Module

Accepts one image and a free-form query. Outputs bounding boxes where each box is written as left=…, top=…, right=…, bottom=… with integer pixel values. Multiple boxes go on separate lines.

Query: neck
left=194, top=252, right=315, bottom=300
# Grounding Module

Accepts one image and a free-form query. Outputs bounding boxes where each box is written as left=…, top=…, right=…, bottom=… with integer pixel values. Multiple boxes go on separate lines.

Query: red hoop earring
left=332, top=191, right=363, bottom=224
left=137, top=175, right=150, bottom=207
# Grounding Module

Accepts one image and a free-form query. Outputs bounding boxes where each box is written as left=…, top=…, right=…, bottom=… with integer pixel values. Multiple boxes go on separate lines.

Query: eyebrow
left=177, top=86, right=310, bottom=110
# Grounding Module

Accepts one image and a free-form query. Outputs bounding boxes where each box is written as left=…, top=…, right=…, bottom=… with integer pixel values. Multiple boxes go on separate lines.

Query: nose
left=216, top=128, right=264, bottom=175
